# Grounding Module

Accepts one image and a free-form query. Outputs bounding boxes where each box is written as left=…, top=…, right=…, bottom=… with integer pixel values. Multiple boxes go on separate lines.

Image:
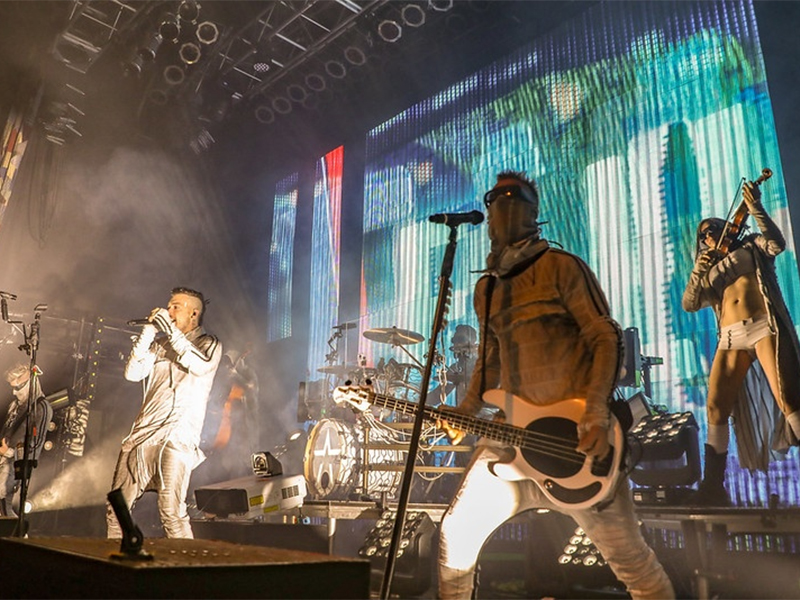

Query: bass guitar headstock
left=332, top=385, right=373, bottom=412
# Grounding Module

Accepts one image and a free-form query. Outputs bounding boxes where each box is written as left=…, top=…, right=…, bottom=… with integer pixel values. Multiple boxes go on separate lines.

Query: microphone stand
left=379, top=224, right=460, bottom=599
left=0, top=294, right=47, bottom=538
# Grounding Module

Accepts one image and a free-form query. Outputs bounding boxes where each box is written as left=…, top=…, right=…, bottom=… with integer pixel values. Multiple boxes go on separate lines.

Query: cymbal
left=363, top=327, right=424, bottom=346
left=317, top=364, right=357, bottom=377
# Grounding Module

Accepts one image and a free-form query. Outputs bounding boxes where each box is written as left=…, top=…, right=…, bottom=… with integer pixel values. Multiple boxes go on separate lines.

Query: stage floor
left=15, top=500, right=800, bottom=599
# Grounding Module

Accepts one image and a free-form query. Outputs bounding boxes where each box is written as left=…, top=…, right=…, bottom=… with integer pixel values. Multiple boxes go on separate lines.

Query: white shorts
left=718, top=315, right=772, bottom=351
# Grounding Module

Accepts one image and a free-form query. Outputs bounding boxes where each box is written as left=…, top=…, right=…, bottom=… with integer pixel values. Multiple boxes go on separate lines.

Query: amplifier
left=194, top=473, right=306, bottom=518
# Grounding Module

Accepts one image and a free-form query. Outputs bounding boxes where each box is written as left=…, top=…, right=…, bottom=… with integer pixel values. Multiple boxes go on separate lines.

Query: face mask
left=487, top=196, right=539, bottom=252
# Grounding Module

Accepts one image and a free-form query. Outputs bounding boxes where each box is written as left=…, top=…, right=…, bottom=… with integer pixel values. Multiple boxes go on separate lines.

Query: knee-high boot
left=692, top=444, right=731, bottom=506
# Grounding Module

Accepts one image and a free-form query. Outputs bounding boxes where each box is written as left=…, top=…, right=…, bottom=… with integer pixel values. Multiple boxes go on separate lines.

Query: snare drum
left=304, top=419, right=404, bottom=500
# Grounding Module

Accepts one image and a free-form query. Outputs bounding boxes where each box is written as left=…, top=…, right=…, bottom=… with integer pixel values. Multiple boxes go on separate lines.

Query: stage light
left=287, top=429, right=303, bottom=442
left=428, top=0, right=453, bottom=11
left=252, top=451, right=283, bottom=477
left=138, top=31, right=164, bottom=63
left=324, top=60, right=347, bottom=79
left=286, top=84, right=307, bottom=103
left=305, top=73, right=326, bottom=92
left=629, top=410, right=701, bottom=504
left=358, top=510, right=435, bottom=596
left=254, top=104, right=275, bottom=124
left=377, top=20, right=402, bottom=43
left=196, top=21, right=219, bottom=45
left=343, top=46, right=366, bottom=66
left=163, top=64, right=185, bottom=85
left=159, top=13, right=180, bottom=42
left=253, top=55, right=271, bottom=74
left=148, top=88, right=169, bottom=105
left=178, top=0, right=200, bottom=24
left=558, top=527, right=606, bottom=568
left=272, top=96, right=292, bottom=115
left=179, top=41, right=201, bottom=65
left=401, top=4, right=426, bottom=27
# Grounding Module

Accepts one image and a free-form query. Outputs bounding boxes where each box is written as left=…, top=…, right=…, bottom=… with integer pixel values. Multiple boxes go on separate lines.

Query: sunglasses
left=700, top=227, right=720, bottom=238
left=483, top=184, right=534, bottom=208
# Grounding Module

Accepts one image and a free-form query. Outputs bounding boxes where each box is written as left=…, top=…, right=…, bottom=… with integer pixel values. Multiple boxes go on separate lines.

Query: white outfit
left=106, top=324, right=222, bottom=538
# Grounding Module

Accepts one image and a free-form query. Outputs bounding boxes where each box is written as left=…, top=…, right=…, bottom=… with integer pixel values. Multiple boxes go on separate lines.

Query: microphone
left=127, top=318, right=152, bottom=326
left=428, top=210, right=484, bottom=226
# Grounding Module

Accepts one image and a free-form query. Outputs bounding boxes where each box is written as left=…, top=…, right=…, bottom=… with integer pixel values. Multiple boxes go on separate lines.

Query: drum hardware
left=317, top=364, right=359, bottom=378
left=363, top=327, right=426, bottom=370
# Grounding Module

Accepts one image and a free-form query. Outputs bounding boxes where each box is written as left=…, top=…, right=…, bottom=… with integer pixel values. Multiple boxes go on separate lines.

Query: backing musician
left=682, top=180, right=800, bottom=505
left=0, top=364, right=52, bottom=517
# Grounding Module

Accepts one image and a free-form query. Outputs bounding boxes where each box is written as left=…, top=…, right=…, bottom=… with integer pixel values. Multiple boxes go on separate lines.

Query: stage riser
left=0, top=537, right=370, bottom=599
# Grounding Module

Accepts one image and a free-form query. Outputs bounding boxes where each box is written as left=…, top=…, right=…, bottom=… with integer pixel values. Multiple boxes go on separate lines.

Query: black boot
left=687, top=444, right=731, bottom=507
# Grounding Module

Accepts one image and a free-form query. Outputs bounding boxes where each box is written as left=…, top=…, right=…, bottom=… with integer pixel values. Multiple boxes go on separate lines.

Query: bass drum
left=304, top=419, right=403, bottom=500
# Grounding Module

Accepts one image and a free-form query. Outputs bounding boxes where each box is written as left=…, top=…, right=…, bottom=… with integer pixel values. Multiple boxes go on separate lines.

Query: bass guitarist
left=436, top=171, right=674, bottom=599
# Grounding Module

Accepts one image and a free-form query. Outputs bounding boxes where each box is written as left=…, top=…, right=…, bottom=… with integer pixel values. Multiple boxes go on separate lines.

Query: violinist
left=682, top=177, right=800, bottom=506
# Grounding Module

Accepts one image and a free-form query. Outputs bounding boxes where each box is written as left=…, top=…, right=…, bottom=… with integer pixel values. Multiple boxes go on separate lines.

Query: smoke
left=29, top=433, right=121, bottom=511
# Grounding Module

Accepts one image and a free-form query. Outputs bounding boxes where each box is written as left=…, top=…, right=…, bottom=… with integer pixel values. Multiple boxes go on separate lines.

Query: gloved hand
left=151, top=308, right=175, bottom=335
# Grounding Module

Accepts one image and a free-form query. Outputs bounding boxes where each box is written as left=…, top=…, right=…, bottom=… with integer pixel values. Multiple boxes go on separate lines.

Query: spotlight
left=148, top=88, right=169, bottom=105
left=178, top=0, right=200, bottom=24
left=428, top=0, right=453, bottom=11
left=343, top=46, right=366, bottom=66
left=196, top=21, right=219, bottom=45
left=163, top=64, right=185, bottom=85
left=159, top=12, right=180, bottom=42
left=251, top=451, right=283, bottom=477
left=138, top=31, right=163, bottom=62
left=272, top=96, right=292, bottom=114
left=179, top=41, right=201, bottom=65
left=401, top=4, right=426, bottom=27
left=304, top=73, right=326, bottom=92
left=254, top=104, right=275, bottom=124
left=286, top=84, right=307, bottom=103
left=324, top=60, right=347, bottom=79
left=287, top=429, right=303, bottom=442
left=253, top=55, right=271, bottom=73
left=377, top=20, right=402, bottom=43
left=123, top=53, right=146, bottom=77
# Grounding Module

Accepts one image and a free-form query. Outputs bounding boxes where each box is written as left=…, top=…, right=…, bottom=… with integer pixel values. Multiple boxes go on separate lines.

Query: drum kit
left=305, top=325, right=427, bottom=501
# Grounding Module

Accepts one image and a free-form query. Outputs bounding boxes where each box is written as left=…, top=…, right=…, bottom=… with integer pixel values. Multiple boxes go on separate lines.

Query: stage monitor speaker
left=0, top=536, right=370, bottom=599
left=0, top=516, right=20, bottom=537
left=358, top=510, right=436, bottom=597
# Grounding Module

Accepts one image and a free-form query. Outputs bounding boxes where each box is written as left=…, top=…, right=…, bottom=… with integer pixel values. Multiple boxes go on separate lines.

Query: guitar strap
left=478, top=276, right=495, bottom=398
left=479, top=247, right=550, bottom=397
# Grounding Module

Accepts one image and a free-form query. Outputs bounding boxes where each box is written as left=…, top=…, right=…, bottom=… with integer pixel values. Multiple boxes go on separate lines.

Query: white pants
left=106, top=442, right=195, bottom=539
left=438, top=445, right=675, bottom=600
left=718, top=315, right=772, bottom=351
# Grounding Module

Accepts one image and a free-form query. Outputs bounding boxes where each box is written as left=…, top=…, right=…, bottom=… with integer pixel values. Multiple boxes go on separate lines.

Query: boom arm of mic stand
left=379, top=226, right=459, bottom=600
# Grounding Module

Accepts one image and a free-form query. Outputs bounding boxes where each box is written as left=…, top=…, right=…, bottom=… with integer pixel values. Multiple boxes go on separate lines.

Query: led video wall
left=266, top=173, right=299, bottom=343
left=306, top=146, right=345, bottom=374
left=358, top=0, right=800, bottom=506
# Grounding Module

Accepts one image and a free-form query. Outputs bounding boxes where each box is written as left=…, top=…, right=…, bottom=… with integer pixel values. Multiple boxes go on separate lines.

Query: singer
left=106, top=287, right=222, bottom=539
left=436, top=171, right=673, bottom=599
